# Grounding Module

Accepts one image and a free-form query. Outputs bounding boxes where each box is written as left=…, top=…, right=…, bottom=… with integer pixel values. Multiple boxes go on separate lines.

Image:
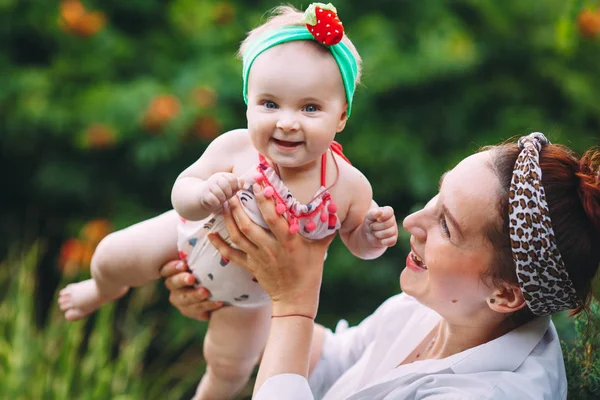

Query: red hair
left=485, top=141, right=600, bottom=322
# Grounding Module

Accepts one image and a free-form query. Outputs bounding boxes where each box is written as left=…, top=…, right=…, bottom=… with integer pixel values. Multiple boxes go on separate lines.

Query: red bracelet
left=271, top=313, right=314, bottom=320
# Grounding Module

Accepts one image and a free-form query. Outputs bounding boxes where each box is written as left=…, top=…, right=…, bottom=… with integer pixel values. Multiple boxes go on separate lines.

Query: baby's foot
left=58, top=279, right=127, bottom=321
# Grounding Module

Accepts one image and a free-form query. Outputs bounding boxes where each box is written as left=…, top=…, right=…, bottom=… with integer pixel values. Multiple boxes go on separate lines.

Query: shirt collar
left=370, top=303, right=551, bottom=382
left=450, top=315, right=551, bottom=374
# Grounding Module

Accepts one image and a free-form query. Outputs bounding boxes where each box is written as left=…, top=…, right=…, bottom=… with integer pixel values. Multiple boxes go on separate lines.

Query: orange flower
left=59, top=0, right=106, bottom=38
left=190, top=87, right=217, bottom=109
left=81, top=219, right=113, bottom=246
left=58, top=219, right=113, bottom=276
left=59, top=238, right=86, bottom=276
left=143, top=95, right=181, bottom=132
left=192, top=115, right=221, bottom=141
left=83, top=124, right=117, bottom=149
left=212, top=2, right=236, bottom=25
left=578, top=9, right=600, bottom=37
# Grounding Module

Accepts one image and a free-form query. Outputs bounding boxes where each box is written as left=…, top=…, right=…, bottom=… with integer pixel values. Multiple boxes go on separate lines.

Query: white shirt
left=255, top=293, right=567, bottom=400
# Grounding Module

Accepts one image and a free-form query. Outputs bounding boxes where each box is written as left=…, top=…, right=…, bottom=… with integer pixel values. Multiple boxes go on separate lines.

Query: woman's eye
left=263, top=101, right=278, bottom=109
left=303, top=104, right=319, bottom=112
left=440, top=217, right=451, bottom=238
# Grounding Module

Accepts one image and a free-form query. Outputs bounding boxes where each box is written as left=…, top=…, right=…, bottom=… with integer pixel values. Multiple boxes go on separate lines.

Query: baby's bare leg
left=193, top=304, right=271, bottom=400
left=58, top=210, right=180, bottom=321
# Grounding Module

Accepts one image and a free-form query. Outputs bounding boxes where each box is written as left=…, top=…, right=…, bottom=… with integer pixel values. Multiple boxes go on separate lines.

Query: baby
left=58, top=3, right=398, bottom=399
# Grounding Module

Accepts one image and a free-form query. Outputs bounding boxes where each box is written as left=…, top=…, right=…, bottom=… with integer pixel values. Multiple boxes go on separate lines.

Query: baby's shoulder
left=211, top=129, right=252, bottom=152
left=333, top=154, right=372, bottom=196
left=212, top=129, right=260, bottom=173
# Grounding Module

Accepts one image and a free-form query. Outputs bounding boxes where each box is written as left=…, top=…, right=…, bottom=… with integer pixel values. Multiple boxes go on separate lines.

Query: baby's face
left=246, top=41, right=348, bottom=169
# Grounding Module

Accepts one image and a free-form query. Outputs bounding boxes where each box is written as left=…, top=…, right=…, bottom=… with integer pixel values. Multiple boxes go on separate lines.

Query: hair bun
left=577, top=149, right=600, bottom=232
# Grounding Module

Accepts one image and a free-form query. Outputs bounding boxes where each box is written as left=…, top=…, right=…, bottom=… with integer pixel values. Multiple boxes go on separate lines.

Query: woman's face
left=401, top=151, right=502, bottom=321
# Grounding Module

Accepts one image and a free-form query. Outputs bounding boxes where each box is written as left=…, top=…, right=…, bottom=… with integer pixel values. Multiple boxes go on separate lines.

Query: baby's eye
left=303, top=104, right=320, bottom=113
left=262, top=101, right=278, bottom=109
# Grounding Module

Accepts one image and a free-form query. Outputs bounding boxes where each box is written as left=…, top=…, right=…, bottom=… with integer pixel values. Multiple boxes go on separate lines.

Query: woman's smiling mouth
left=406, top=251, right=428, bottom=272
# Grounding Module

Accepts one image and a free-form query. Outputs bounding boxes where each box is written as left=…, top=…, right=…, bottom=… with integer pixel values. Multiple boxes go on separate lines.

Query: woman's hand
left=208, top=184, right=335, bottom=319
left=159, top=260, right=224, bottom=321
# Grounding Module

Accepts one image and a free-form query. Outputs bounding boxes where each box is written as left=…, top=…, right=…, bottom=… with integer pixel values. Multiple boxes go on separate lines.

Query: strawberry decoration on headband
left=242, top=2, right=358, bottom=116
left=303, top=3, right=344, bottom=46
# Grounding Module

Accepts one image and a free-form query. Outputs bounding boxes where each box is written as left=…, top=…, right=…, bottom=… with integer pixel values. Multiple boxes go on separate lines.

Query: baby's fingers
left=378, top=236, right=398, bottom=247
left=217, top=175, right=241, bottom=199
left=369, top=217, right=398, bottom=231
left=201, top=191, right=222, bottom=209
left=372, top=226, right=398, bottom=247
left=377, top=206, right=395, bottom=222
left=365, top=208, right=383, bottom=222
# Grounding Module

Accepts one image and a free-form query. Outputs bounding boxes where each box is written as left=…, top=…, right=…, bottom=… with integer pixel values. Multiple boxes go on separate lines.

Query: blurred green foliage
left=562, top=301, right=600, bottom=399
left=0, top=243, right=210, bottom=399
left=1, top=0, right=599, bottom=398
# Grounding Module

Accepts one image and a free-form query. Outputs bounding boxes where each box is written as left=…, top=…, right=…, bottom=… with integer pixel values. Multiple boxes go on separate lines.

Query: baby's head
left=239, top=4, right=362, bottom=169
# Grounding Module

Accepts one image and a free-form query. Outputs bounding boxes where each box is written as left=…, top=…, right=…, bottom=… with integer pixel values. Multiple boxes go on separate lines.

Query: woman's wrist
left=272, top=313, right=315, bottom=320
left=272, top=296, right=319, bottom=320
left=254, top=305, right=315, bottom=394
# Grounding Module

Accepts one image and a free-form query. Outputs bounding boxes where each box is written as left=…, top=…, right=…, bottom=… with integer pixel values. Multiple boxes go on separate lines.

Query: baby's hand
left=364, top=206, right=398, bottom=248
left=199, top=172, right=243, bottom=211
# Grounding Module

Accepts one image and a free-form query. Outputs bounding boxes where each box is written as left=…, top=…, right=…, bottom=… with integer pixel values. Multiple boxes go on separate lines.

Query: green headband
left=242, top=25, right=358, bottom=117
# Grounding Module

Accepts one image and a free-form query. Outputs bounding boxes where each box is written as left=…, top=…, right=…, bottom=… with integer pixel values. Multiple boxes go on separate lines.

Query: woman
left=161, top=133, right=600, bottom=399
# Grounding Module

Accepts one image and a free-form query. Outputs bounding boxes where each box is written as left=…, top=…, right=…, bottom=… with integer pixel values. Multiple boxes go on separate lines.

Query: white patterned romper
left=176, top=149, right=345, bottom=307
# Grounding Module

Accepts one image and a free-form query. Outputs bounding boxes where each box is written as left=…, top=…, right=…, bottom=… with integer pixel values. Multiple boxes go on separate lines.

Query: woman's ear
left=336, top=105, right=348, bottom=132
left=487, top=283, right=528, bottom=314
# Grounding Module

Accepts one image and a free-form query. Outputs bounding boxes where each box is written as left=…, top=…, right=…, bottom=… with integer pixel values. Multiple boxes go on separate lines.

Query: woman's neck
left=426, top=317, right=517, bottom=360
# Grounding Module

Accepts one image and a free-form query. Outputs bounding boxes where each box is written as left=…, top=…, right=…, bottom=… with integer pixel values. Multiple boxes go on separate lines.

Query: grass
left=0, top=243, right=205, bottom=399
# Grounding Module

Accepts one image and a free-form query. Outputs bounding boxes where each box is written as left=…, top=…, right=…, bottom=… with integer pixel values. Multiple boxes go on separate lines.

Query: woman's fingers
left=250, top=184, right=292, bottom=242
left=169, top=286, right=210, bottom=308
left=159, top=260, right=187, bottom=278
left=159, top=259, right=226, bottom=322
left=180, top=301, right=225, bottom=321
left=164, top=271, right=196, bottom=291
left=170, top=287, right=224, bottom=321
left=225, top=196, right=272, bottom=250
left=208, top=232, right=247, bottom=266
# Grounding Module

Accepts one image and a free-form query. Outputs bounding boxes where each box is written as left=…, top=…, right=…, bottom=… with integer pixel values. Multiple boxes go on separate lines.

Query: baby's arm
left=171, top=129, right=247, bottom=221
left=339, top=172, right=398, bottom=260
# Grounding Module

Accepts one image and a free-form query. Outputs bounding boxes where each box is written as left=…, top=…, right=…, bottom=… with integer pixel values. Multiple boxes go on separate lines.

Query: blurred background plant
left=0, top=243, right=210, bottom=399
left=1, top=0, right=599, bottom=398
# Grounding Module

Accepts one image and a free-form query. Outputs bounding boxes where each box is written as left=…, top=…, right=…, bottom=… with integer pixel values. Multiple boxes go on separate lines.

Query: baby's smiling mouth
left=273, top=138, right=303, bottom=147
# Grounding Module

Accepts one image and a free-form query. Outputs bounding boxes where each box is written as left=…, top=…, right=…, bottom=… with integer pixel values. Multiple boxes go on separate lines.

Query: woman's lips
left=405, top=251, right=428, bottom=272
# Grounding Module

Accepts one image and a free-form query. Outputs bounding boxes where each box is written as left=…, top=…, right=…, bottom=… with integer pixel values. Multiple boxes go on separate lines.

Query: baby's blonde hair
left=238, top=5, right=362, bottom=85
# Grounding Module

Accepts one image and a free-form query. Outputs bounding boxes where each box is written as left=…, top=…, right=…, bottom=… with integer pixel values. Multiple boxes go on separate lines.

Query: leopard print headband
left=509, top=132, right=580, bottom=316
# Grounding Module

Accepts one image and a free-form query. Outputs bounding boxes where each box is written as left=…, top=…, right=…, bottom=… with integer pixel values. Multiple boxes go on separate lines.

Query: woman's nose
left=402, top=209, right=426, bottom=242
